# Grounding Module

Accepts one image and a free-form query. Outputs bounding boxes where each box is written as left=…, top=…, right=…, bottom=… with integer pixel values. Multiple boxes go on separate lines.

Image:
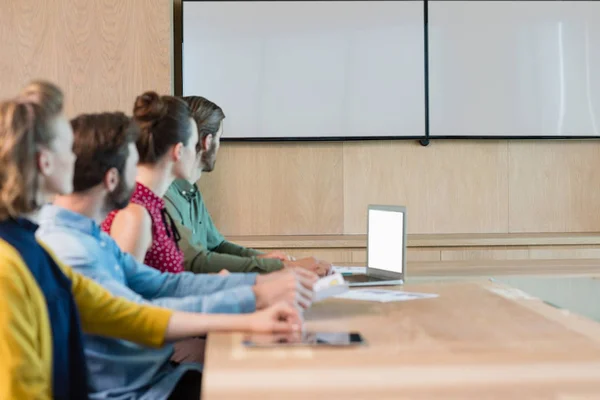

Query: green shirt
left=164, top=179, right=284, bottom=274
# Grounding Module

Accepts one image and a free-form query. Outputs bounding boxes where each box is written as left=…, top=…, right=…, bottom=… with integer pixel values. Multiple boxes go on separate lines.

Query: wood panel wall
left=200, top=140, right=600, bottom=236
left=0, top=0, right=172, bottom=116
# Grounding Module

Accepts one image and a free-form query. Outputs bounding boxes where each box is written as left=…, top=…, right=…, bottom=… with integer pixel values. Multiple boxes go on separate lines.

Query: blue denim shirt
left=37, top=205, right=258, bottom=400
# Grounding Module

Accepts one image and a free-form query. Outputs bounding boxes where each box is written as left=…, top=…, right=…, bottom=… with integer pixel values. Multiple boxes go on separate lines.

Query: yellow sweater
left=0, top=239, right=174, bottom=400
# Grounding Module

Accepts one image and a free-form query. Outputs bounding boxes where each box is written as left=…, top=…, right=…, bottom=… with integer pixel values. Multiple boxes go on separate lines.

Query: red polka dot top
left=101, top=182, right=184, bottom=273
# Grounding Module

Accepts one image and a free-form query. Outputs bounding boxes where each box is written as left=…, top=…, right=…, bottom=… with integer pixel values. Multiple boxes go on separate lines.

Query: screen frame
left=176, top=0, right=599, bottom=143
left=177, top=0, right=428, bottom=143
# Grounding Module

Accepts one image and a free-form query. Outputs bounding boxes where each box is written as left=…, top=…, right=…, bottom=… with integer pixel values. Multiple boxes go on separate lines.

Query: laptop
left=343, top=205, right=406, bottom=287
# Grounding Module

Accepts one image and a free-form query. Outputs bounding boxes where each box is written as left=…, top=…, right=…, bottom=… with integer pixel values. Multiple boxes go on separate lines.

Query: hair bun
left=133, top=91, right=168, bottom=123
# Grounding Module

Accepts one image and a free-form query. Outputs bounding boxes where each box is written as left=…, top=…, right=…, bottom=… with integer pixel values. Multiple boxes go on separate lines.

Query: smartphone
left=242, top=331, right=366, bottom=348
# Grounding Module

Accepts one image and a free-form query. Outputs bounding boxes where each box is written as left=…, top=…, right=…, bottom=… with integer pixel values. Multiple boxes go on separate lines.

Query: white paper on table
left=313, top=272, right=349, bottom=302
left=331, top=265, right=367, bottom=275
left=334, top=289, right=438, bottom=303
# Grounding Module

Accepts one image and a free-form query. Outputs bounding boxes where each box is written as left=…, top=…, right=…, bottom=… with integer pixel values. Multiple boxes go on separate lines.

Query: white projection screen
left=428, top=1, right=600, bottom=138
left=182, top=1, right=425, bottom=140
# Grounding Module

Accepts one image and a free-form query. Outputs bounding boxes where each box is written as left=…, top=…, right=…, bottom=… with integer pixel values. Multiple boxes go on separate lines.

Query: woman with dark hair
left=102, top=92, right=199, bottom=273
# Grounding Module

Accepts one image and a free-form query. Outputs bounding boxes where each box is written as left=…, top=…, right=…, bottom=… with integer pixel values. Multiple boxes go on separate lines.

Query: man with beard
left=164, top=96, right=332, bottom=276
left=35, top=112, right=317, bottom=399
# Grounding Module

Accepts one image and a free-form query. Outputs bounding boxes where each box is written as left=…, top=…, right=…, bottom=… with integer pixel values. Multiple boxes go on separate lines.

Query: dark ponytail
left=133, top=91, right=192, bottom=164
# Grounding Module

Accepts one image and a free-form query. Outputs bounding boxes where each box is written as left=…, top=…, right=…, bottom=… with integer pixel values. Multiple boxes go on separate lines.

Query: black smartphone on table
left=242, top=331, right=366, bottom=348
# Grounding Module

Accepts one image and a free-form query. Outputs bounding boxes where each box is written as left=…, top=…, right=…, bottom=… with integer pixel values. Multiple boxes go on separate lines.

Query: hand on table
left=257, top=251, right=293, bottom=261
left=254, top=268, right=318, bottom=310
left=247, top=302, right=303, bottom=333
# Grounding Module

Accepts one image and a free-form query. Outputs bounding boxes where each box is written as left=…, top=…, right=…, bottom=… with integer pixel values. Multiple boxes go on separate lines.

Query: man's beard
left=201, top=140, right=218, bottom=172
left=104, top=177, right=135, bottom=213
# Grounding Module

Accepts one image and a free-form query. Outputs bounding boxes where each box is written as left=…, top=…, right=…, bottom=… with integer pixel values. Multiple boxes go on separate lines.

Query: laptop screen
left=367, top=208, right=405, bottom=273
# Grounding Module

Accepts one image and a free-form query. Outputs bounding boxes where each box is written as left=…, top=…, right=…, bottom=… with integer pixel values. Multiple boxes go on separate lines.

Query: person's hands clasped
left=246, top=302, right=303, bottom=333
left=253, top=268, right=318, bottom=310
left=283, top=256, right=332, bottom=277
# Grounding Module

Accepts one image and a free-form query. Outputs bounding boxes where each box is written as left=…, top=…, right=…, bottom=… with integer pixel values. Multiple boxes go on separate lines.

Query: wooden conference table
left=201, top=271, right=600, bottom=399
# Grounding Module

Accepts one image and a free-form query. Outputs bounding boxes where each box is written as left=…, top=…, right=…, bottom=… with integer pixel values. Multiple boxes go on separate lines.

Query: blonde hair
left=0, top=100, right=56, bottom=219
left=0, top=80, right=65, bottom=220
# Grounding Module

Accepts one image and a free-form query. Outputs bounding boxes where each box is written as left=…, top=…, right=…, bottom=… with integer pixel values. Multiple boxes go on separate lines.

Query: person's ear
left=37, top=149, right=53, bottom=176
left=172, top=142, right=184, bottom=162
left=202, top=134, right=213, bottom=152
left=104, top=168, right=120, bottom=192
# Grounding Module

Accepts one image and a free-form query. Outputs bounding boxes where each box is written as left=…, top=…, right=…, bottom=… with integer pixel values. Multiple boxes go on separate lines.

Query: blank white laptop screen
left=367, top=209, right=404, bottom=273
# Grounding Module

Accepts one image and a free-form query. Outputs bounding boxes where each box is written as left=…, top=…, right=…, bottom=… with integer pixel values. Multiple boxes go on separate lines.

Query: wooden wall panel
left=250, top=244, right=600, bottom=265
left=0, top=0, right=172, bottom=115
left=508, top=141, right=600, bottom=233
left=440, top=247, right=530, bottom=261
left=0, top=0, right=59, bottom=98
left=342, top=140, right=509, bottom=234
left=198, top=142, right=344, bottom=236
left=528, top=246, right=600, bottom=260
left=201, top=140, right=600, bottom=237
